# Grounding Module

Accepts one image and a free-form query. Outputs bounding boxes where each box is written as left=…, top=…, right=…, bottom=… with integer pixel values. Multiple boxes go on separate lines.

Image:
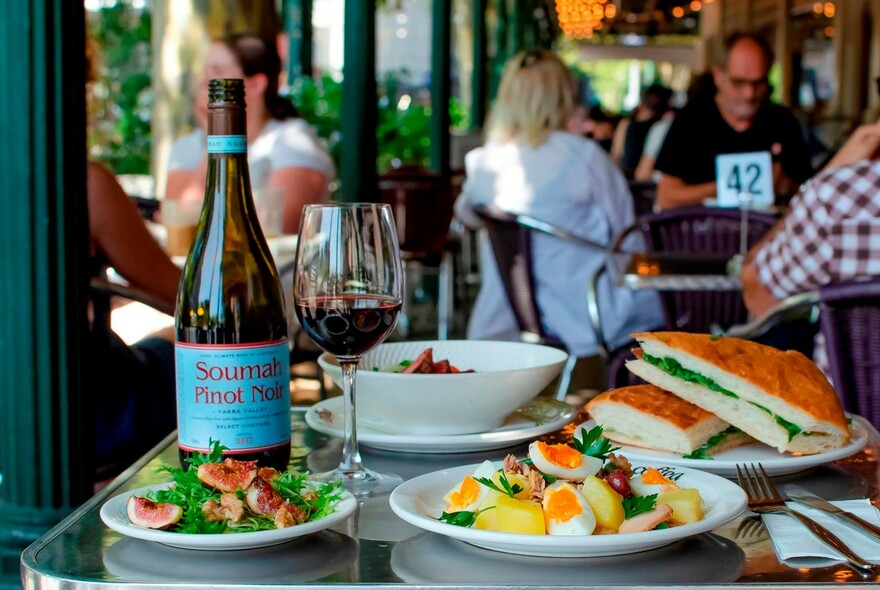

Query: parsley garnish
left=654, top=522, right=670, bottom=530
left=623, top=494, right=658, bottom=520
left=572, top=425, right=620, bottom=460
left=475, top=471, right=524, bottom=498
left=438, top=507, right=495, bottom=527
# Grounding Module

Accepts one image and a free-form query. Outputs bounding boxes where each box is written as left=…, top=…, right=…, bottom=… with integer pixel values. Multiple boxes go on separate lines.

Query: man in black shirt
left=654, top=32, right=812, bottom=209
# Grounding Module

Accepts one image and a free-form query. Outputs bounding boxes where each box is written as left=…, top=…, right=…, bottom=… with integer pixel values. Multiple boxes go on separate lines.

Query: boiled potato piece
left=473, top=491, right=502, bottom=531
left=495, top=495, right=545, bottom=535
left=657, top=488, right=703, bottom=524
left=580, top=475, right=625, bottom=531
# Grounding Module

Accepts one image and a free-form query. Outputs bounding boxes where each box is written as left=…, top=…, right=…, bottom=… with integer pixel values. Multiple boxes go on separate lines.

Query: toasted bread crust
left=586, top=384, right=717, bottom=431
left=630, top=332, right=848, bottom=433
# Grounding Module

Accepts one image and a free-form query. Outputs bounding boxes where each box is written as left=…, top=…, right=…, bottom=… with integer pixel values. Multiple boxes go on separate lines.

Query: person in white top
left=455, top=49, right=664, bottom=360
left=165, top=34, right=335, bottom=234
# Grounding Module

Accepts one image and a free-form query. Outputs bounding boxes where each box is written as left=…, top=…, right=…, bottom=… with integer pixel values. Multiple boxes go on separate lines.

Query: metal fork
left=736, top=463, right=875, bottom=574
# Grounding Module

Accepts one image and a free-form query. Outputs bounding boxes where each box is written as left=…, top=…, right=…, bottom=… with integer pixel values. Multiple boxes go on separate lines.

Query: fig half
left=197, top=458, right=259, bottom=492
left=126, top=495, right=183, bottom=530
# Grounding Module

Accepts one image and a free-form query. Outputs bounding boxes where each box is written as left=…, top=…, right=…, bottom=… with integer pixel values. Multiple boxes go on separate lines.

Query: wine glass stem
left=338, top=358, right=364, bottom=475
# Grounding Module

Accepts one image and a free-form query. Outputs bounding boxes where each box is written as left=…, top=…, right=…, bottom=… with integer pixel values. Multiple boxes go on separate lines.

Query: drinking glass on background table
left=161, top=199, right=201, bottom=257
left=293, top=203, right=404, bottom=497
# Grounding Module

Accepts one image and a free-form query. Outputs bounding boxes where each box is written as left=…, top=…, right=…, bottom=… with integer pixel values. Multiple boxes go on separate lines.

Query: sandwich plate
left=575, top=416, right=869, bottom=477
left=388, top=461, right=747, bottom=558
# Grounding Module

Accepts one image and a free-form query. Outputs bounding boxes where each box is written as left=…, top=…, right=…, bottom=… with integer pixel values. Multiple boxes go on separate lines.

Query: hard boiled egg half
left=528, top=441, right=603, bottom=481
left=629, top=467, right=679, bottom=497
left=541, top=481, right=597, bottom=535
left=442, top=460, right=496, bottom=513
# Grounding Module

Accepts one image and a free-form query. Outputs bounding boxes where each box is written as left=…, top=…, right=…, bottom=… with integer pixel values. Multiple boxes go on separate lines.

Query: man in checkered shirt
left=740, top=120, right=880, bottom=369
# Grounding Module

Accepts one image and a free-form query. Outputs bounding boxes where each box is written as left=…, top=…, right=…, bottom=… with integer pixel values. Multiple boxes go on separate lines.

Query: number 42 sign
left=715, top=151, right=774, bottom=207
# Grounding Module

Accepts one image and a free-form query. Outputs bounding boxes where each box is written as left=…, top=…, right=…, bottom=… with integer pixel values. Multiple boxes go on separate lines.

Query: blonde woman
left=455, top=50, right=663, bottom=363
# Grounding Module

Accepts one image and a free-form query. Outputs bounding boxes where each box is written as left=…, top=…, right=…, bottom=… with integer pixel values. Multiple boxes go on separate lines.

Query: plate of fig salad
left=389, top=426, right=747, bottom=557
left=100, top=443, right=356, bottom=550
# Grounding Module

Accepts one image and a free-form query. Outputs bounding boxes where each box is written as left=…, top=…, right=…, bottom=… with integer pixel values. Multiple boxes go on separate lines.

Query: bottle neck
left=207, top=105, right=247, bottom=156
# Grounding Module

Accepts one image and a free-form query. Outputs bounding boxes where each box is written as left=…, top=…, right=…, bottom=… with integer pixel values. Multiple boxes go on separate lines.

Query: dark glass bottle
left=174, top=78, right=291, bottom=471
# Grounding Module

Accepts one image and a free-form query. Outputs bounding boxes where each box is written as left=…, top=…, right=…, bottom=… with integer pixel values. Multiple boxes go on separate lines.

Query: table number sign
left=715, top=151, right=774, bottom=207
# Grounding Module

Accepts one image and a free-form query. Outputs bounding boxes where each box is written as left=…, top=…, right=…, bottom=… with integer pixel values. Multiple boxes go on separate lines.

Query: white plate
left=305, top=397, right=576, bottom=454
left=100, top=484, right=357, bottom=551
left=388, top=461, right=747, bottom=557
left=575, top=416, right=870, bottom=477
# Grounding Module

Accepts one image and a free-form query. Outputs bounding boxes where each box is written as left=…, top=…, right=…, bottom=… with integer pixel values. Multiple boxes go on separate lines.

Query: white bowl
left=317, top=340, right=568, bottom=435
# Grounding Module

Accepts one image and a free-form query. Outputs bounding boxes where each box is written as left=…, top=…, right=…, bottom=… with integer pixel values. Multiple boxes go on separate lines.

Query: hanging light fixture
left=555, top=0, right=613, bottom=39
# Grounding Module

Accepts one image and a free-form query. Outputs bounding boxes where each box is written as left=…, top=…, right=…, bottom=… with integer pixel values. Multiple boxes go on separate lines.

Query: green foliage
left=290, top=69, right=467, bottom=174
left=289, top=73, right=343, bottom=171
left=87, top=2, right=152, bottom=175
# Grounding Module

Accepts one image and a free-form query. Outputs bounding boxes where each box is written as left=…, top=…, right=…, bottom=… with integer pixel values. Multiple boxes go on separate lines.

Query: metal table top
left=21, top=408, right=880, bottom=589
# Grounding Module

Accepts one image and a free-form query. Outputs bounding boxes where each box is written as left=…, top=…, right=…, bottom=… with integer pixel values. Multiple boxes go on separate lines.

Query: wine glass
left=293, top=203, right=404, bottom=497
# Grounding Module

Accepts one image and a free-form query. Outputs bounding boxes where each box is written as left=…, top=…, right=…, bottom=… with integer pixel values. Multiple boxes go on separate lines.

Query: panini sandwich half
left=625, top=332, right=850, bottom=454
left=586, top=384, right=752, bottom=457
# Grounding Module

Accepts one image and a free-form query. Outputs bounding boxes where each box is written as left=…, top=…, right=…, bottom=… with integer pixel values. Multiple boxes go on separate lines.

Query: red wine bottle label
left=175, top=339, right=291, bottom=454
left=207, top=135, right=247, bottom=154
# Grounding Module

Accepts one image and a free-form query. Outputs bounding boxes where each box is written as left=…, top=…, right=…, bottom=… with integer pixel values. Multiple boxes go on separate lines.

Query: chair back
left=473, top=204, right=556, bottom=343
left=378, top=166, right=455, bottom=259
left=819, top=278, right=880, bottom=428
left=640, top=206, right=778, bottom=332
left=627, top=180, right=657, bottom=217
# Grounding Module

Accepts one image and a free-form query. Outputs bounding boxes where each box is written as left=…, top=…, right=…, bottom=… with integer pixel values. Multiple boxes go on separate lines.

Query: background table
left=21, top=408, right=880, bottom=589
left=615, top=252, right=741, bottom=292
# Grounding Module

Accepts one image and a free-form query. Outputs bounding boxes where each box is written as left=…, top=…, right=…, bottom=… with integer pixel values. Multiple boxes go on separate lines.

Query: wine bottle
left=174, top=78, right=291, bottom=471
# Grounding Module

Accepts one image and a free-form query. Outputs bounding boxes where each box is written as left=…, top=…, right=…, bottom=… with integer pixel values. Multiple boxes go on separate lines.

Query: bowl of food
left=317, top=340, right=569, bottom=435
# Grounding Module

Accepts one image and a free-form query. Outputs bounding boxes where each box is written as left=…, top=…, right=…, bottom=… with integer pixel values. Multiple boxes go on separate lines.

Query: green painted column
left=285, top=0, right=313, bottom=80
left=490, top=0, right=509, bottom=100
left=0, top=0, right=92, bottom=586
left=470, top=0, right=487, bottom=130
left=340, top=0, right=377, bottom=202
left=509, top=0, right=524, bottom=54
left=430, top=0, right=452, bottom=176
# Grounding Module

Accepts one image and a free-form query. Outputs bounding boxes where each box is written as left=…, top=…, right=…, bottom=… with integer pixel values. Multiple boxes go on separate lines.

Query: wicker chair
left=819, top=278, right=880, bottom=429
left=638, top=206, right=779, bottom=333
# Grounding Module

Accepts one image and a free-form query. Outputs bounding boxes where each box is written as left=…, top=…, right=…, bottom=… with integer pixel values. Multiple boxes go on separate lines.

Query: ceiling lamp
left=555, top=0, right=612, bottom=39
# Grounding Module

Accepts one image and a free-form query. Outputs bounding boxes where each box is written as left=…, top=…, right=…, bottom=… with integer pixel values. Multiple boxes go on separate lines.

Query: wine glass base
left=311, top=466, right=404, bottom=498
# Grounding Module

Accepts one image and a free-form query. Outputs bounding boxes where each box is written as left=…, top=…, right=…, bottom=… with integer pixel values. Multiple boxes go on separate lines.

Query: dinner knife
left=783, top=484, right=880, bottom=541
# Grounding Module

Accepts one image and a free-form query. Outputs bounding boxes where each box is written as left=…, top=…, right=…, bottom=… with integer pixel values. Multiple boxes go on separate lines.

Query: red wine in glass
left=296, top=295, right=401, bottom=357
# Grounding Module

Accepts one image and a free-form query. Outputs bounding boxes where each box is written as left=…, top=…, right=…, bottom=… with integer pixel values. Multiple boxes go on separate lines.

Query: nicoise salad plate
left=388, top=428, right=747, bottom=557
left=575, top=417, right=869, bottom=478
left=305, top=397, right=576, bottom=454
left=389, top=463, right=745, bottom=557
left=101, top=484, right=357, bottom=550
